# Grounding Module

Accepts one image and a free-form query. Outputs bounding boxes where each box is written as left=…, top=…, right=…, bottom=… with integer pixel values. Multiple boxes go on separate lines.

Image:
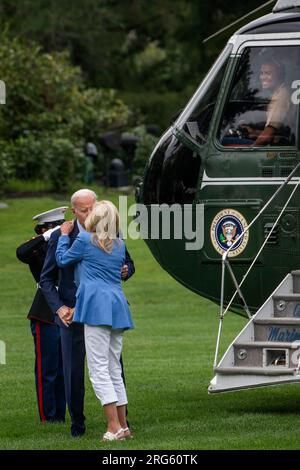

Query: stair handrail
left=214, top=161, right=300, bottom=367
left=224, top=162, right=300, bottom=262
left=223, top=178, right=300, bottom=317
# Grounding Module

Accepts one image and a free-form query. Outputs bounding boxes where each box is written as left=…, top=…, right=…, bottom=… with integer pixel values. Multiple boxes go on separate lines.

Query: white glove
left=43, top=225, right=61, bottom=241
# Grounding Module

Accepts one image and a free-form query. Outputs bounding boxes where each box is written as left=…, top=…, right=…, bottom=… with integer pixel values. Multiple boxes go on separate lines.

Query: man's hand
left=67, top=308, right=75, bottom=322
left=60, top=221, right=74, bottom=236
left=57, top=305, right=73, bottom=327
left=239, top=124, right=261, bottom=140
left=121, top=264, right=128, bottom=280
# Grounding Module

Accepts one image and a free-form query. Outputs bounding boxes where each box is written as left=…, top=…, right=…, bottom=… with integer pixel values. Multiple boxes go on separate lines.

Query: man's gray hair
left=71, top=189, right=98, bottom=207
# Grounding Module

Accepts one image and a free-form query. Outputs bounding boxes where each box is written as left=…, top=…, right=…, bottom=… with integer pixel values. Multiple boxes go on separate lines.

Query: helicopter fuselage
left=136, top=10, right=300, bottom=313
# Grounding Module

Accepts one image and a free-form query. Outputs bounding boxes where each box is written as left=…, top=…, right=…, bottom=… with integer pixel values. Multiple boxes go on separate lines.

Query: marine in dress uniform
left=16, top=207, right=68, bottom=423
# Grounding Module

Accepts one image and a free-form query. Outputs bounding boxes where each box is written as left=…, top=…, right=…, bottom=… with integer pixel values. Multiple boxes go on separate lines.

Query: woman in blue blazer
left=56, top=200, right=134, bottom=442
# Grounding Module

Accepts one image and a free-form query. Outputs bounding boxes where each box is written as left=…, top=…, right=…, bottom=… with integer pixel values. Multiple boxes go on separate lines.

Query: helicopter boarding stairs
left=209, top=271, right=300, bottom=393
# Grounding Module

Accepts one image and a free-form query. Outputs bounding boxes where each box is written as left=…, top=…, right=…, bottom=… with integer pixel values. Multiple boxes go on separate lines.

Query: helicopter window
left=218, top=46, right=299, bottom=148
left=175, top=44, right=232, bottom=146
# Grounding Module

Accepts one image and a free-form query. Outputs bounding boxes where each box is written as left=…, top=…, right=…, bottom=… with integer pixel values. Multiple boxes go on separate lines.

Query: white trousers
left=84, top=325, right=128, bottom=407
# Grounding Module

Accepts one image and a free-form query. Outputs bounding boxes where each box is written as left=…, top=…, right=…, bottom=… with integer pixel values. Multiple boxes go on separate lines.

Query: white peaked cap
left=32, top=206, right=69, bottom=224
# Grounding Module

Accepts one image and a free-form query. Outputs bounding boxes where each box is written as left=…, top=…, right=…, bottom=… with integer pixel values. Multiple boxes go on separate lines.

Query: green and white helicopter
left=136, top=0, right=300, bottom=392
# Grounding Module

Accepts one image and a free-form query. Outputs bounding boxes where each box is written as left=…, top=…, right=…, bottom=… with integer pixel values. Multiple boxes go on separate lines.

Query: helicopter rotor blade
left=203, top=0, right=276, bottom=44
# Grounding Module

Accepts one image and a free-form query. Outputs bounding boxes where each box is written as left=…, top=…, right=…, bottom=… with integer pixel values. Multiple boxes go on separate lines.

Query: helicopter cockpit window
left=175, top=44, right=232, bottom=146
left=218, top=46, right=299, bottom=148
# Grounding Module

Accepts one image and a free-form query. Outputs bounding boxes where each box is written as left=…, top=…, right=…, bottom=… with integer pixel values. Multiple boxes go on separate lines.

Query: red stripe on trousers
left=36, top=321, right=46, bottom=422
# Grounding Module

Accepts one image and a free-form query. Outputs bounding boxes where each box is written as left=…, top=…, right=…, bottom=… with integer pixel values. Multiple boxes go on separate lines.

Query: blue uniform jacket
left=40, top=221, right=135, bottom=315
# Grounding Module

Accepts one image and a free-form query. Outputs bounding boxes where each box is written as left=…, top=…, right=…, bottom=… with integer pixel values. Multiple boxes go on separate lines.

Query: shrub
left=130, top=126, right=158, bottom=177
left=0, top=143, right=14, bottom=191
left=5, top=135, right=86, bottom=191
left=44, top=138, right=87, bottom=191
left=0, top=34, right=131, bottom=189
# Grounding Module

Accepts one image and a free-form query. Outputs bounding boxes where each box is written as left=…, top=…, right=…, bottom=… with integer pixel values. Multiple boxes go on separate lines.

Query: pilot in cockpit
left=240, top=59, right=290, bottom=146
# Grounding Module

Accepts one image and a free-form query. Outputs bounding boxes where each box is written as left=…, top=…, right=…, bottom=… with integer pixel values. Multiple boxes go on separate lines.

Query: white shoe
left=102, top=428, right=125, bottom=441
left=123, top=427, right=133, bottom=439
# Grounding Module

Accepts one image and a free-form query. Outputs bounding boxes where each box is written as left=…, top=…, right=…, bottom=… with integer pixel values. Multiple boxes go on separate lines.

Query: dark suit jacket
left=16, top=235, right=55, bottom=324
left=40, top=221, right=135, bottom=317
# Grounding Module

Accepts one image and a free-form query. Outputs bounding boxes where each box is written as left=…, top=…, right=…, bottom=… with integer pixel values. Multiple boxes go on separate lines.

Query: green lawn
left=1, top=192, right=300, bottom=450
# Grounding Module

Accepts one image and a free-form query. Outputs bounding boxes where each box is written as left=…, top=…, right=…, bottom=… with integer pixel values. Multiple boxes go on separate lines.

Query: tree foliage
left=0, top=1, right=276, bottom=188
left=0, top=34, right=131, bottom=189
left=0, top=1, right=274, bottom=130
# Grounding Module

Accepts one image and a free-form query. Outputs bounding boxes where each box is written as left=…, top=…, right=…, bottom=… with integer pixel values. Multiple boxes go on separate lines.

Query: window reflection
left=180, top=48, right=231, bottom=145
left=143, top=46, right=232, bottom=205
left=143, top=131, right=201, bottom=205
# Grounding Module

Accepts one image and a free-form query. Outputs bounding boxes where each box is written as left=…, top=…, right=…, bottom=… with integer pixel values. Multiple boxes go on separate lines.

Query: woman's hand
left=121, top=264, right=128, bottom=280
left=60, top=221, right=74, bottom=235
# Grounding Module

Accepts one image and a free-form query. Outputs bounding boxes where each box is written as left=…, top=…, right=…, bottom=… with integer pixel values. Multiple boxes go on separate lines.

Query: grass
left=4, top=178, right=54, bottom=194
left=1, top=192, right=300, bottom=450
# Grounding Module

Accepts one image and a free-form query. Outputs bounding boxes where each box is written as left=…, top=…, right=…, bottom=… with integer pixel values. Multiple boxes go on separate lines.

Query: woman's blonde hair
left=84, top=200, right=119, bottom=253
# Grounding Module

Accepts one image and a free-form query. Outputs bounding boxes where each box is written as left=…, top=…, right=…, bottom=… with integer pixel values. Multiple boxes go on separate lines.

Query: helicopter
left=135, top=0, right=300, bottom=392
left=136, top=0, right=300, bottom=313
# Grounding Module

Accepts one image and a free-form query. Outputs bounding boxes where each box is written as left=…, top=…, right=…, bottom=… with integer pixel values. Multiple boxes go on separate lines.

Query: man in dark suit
left=40, top=189, right=135, bottom=437
left=16, top=207, right=68, bottom=423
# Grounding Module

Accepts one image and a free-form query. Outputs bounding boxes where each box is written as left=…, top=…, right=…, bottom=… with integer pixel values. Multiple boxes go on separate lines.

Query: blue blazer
left=40, top=221, right=135, bottom=315
left=55, top=232, right=134, bottom=329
